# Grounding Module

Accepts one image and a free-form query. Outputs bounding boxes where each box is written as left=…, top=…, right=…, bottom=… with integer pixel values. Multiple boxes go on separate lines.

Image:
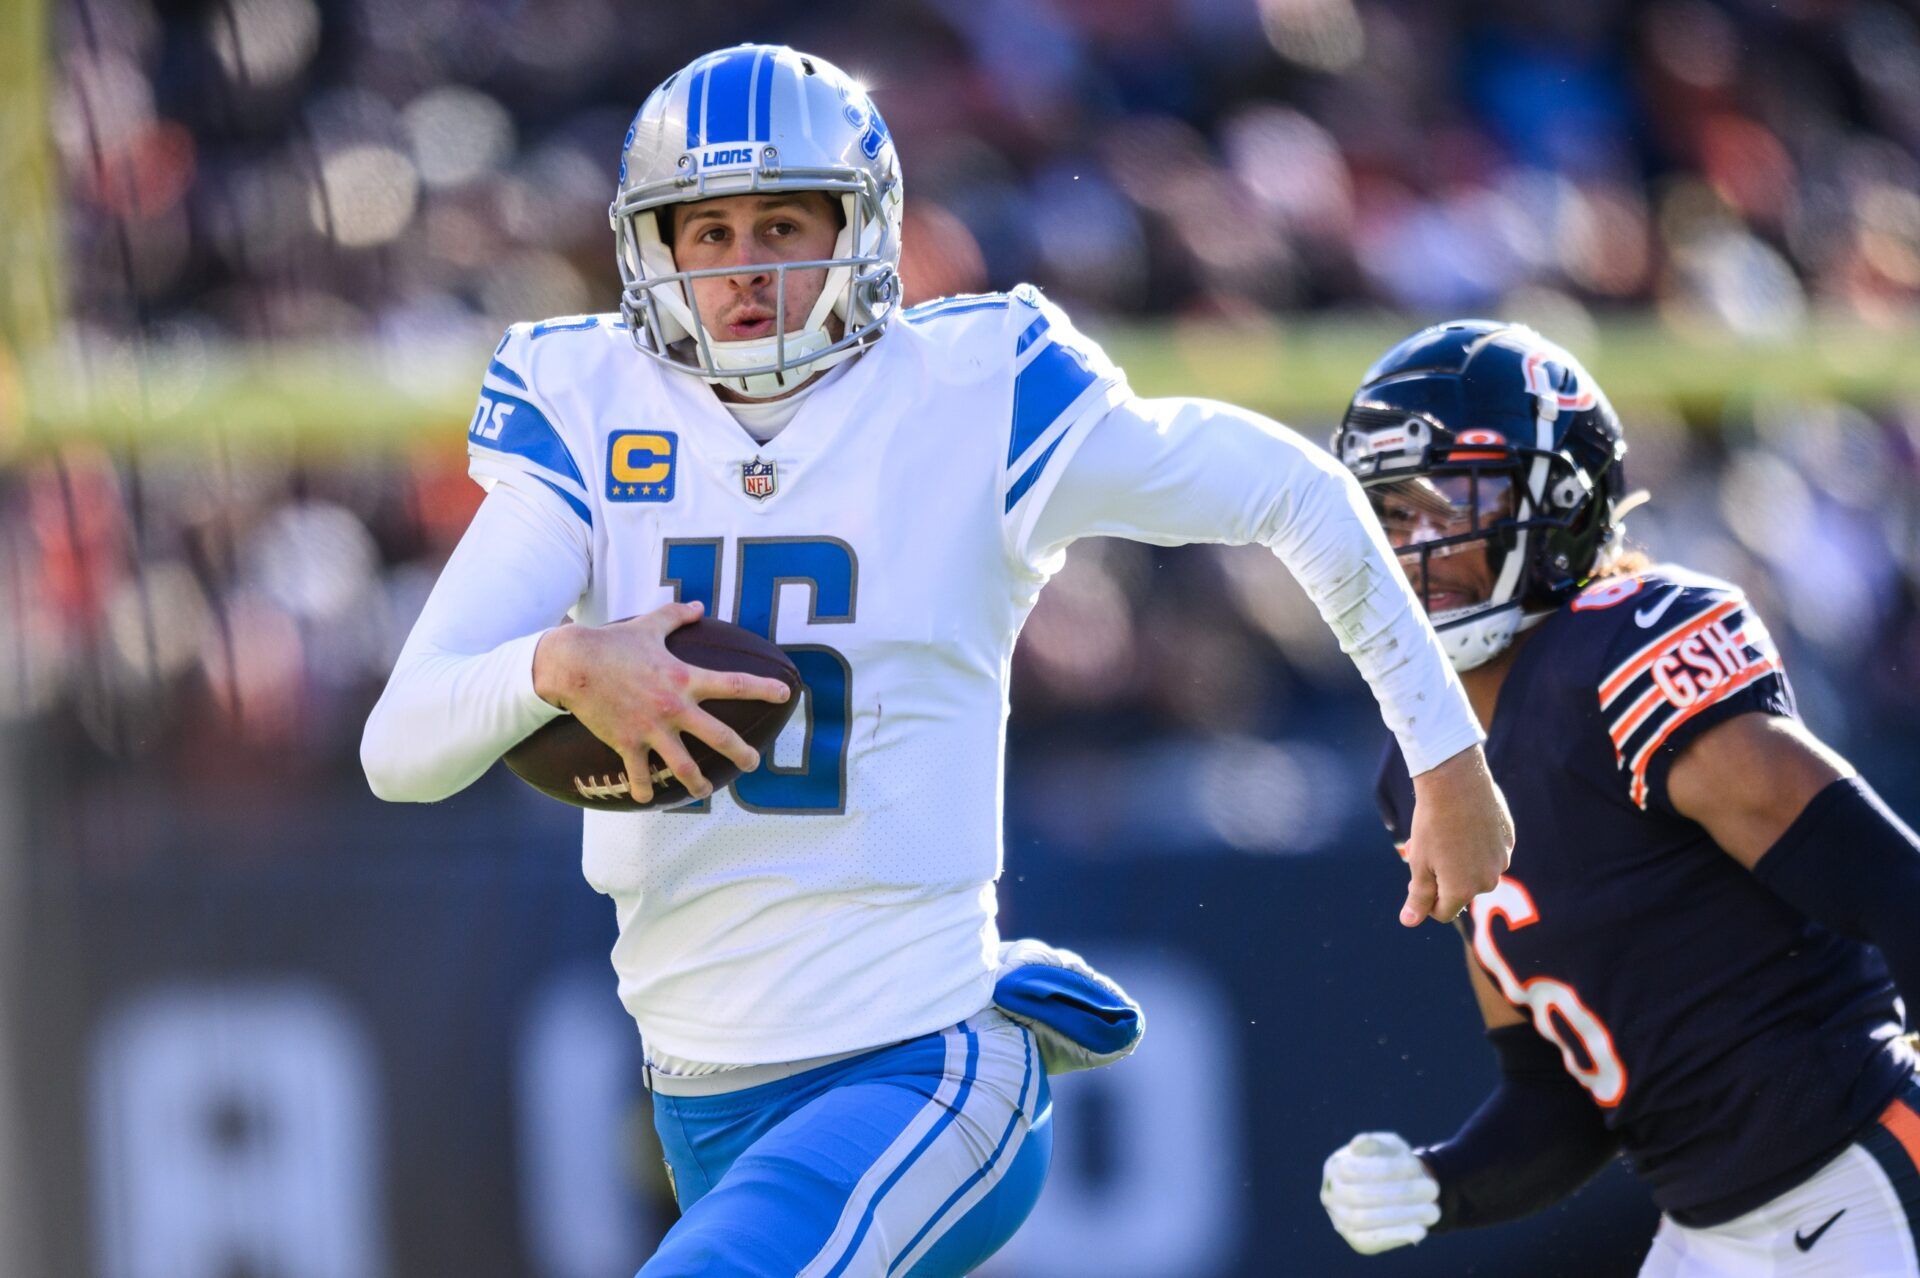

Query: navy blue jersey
left=1378, top=566, right=1910, bottom=1226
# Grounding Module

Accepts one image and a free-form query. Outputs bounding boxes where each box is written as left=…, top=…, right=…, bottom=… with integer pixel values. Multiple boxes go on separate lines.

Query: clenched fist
left=1320, top=1131, right=1441, bottom=1255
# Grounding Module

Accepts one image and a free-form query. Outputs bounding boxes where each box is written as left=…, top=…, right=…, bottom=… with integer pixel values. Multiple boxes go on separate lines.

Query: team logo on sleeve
left=741, top=457, right=777, bottom=501
left=607, top=431, right=676, bottom=502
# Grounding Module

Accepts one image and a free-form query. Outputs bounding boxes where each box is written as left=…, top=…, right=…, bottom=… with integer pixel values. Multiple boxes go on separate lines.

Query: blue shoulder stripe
left=468, top=391, right=586, bottom=491
left=1008, top=339, right=1098, bottom=466
left=532, top=474, right=593, bottom=528
left=1014, top=314, right=1049, bottom=356
left=486, top=358, right=527, bottom=391
left=1004, top=429, right=1069, bottom=513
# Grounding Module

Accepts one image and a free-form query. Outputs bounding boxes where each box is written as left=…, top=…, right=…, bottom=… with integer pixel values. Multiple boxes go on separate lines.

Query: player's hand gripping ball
left=506, top=615, right=801, bottom=811
left=1320, top=1131, right=1441, bottom=1255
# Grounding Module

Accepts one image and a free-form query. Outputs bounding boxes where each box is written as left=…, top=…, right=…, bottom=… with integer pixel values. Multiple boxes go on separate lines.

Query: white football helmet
left=610, top=45, right=905, bottom=398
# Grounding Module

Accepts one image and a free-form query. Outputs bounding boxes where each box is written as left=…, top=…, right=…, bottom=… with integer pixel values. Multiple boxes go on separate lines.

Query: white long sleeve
left=1026, top=395, right=1483, bottom=776
left=361, top=483, right=589, bottom=801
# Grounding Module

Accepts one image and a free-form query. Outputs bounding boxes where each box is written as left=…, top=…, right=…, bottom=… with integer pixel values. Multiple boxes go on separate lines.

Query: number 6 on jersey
left=1472, top=876, right=1629, bottom=1106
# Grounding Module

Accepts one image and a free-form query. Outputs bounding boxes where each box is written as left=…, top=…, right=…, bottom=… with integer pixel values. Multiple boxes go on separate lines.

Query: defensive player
left=1318, top=321, right=1920, bottom=1275
left=362, top=45, right=1514, bottom=1276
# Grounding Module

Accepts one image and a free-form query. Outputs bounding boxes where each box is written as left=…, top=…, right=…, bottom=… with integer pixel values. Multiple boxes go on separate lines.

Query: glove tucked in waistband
left=991, top=938, right=1144, bottom=1075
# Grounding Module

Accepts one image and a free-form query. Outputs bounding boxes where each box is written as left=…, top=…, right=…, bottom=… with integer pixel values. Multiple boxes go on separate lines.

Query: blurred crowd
left=49, top=0, right=1920, bottom=345
left=15, top=0, right=1920, bottom=860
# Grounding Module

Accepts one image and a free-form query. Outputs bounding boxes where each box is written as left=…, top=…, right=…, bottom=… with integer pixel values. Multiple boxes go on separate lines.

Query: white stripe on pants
left=798, top=1011, right=1040, bottom=1277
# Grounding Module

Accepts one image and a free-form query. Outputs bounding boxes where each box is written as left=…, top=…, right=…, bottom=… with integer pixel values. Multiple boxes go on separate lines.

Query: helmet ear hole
left=1565, top=491, right=1606, bottom=541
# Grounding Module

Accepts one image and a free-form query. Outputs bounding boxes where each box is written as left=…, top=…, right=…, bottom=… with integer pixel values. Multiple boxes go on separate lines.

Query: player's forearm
left=361, top=483, right=586, bottom=802
left=1752, top=776, right=1920, bottom=1007
left=362, top=631, right=562, bottom=801
left=1051, top=395, right=1479, bottom=773
left=1416, top=1025, right=1621, bottom=1230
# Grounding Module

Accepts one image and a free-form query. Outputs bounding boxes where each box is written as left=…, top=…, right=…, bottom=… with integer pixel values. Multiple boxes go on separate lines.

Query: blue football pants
left=641, top=1010, right=1053, bottom=1277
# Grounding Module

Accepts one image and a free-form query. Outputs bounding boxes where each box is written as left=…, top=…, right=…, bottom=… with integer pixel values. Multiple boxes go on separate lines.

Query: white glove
left=1320, top=1131, right=1442, bottom=1255
left=991, top=938, right=1144, bottom=1075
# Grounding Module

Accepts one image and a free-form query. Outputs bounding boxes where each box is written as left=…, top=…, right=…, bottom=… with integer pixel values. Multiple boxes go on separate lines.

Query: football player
left=1319, top=321, right=1920, bottom=1275
left=362, top=46, right=1513, bottom=1276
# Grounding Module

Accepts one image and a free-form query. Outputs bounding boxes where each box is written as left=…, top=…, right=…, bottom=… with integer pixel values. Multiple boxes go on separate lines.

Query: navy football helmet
left=1333, top=321, right=1629, bottom=671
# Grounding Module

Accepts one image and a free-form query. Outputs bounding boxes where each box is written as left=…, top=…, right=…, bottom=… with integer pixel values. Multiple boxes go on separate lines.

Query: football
left=503, top=618, right=804, bottom=811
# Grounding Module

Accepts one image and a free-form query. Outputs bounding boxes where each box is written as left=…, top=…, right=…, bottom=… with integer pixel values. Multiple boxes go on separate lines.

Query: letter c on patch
left=611, top=434, right=672, bottom=484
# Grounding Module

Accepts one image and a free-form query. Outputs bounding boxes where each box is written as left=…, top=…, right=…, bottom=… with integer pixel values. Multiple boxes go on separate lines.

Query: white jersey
left=364, top=285, right=1483, bottom=1067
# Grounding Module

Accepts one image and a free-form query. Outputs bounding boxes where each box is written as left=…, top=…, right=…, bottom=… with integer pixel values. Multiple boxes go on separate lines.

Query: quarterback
left=363, top=45, right=1512, bottom=1276
left=1319, top=322, right=1920, bottom=1276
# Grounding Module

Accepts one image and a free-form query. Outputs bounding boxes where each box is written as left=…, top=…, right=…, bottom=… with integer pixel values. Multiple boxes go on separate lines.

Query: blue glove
left=991, top=938, right=1144, bottom=1074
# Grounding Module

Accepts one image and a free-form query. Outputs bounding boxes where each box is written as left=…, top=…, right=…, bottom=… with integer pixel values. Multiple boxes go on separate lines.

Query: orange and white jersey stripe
left=1591, top=577, right=1790, bottom=810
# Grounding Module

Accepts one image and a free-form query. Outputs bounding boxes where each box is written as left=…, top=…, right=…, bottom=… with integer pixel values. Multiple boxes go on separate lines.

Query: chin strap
left=696, top=325, right=857, bottom=399
left=1440, top=609, right=1520, bottom=673
left=1436, top=598, right=1554, bottom=673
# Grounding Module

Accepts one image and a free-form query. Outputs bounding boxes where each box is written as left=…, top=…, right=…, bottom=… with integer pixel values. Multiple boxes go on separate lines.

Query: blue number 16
left=661, top=537, right=856, bottom=814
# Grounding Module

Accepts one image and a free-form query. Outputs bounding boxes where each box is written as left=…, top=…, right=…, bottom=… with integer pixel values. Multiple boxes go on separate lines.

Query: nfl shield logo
left=742, top=457, right=777, bottom=501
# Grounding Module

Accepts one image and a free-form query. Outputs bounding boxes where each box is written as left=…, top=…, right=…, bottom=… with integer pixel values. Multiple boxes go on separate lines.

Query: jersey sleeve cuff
left=1397, top=715, right=1487, bottom=778
left=500, top=628, right=568, bottom=731
left=1639, top=695, right=1789, bottom=815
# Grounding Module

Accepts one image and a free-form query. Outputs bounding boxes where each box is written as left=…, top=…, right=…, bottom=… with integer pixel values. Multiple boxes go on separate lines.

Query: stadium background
left=3, top=0, right=1920, bottom=1273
